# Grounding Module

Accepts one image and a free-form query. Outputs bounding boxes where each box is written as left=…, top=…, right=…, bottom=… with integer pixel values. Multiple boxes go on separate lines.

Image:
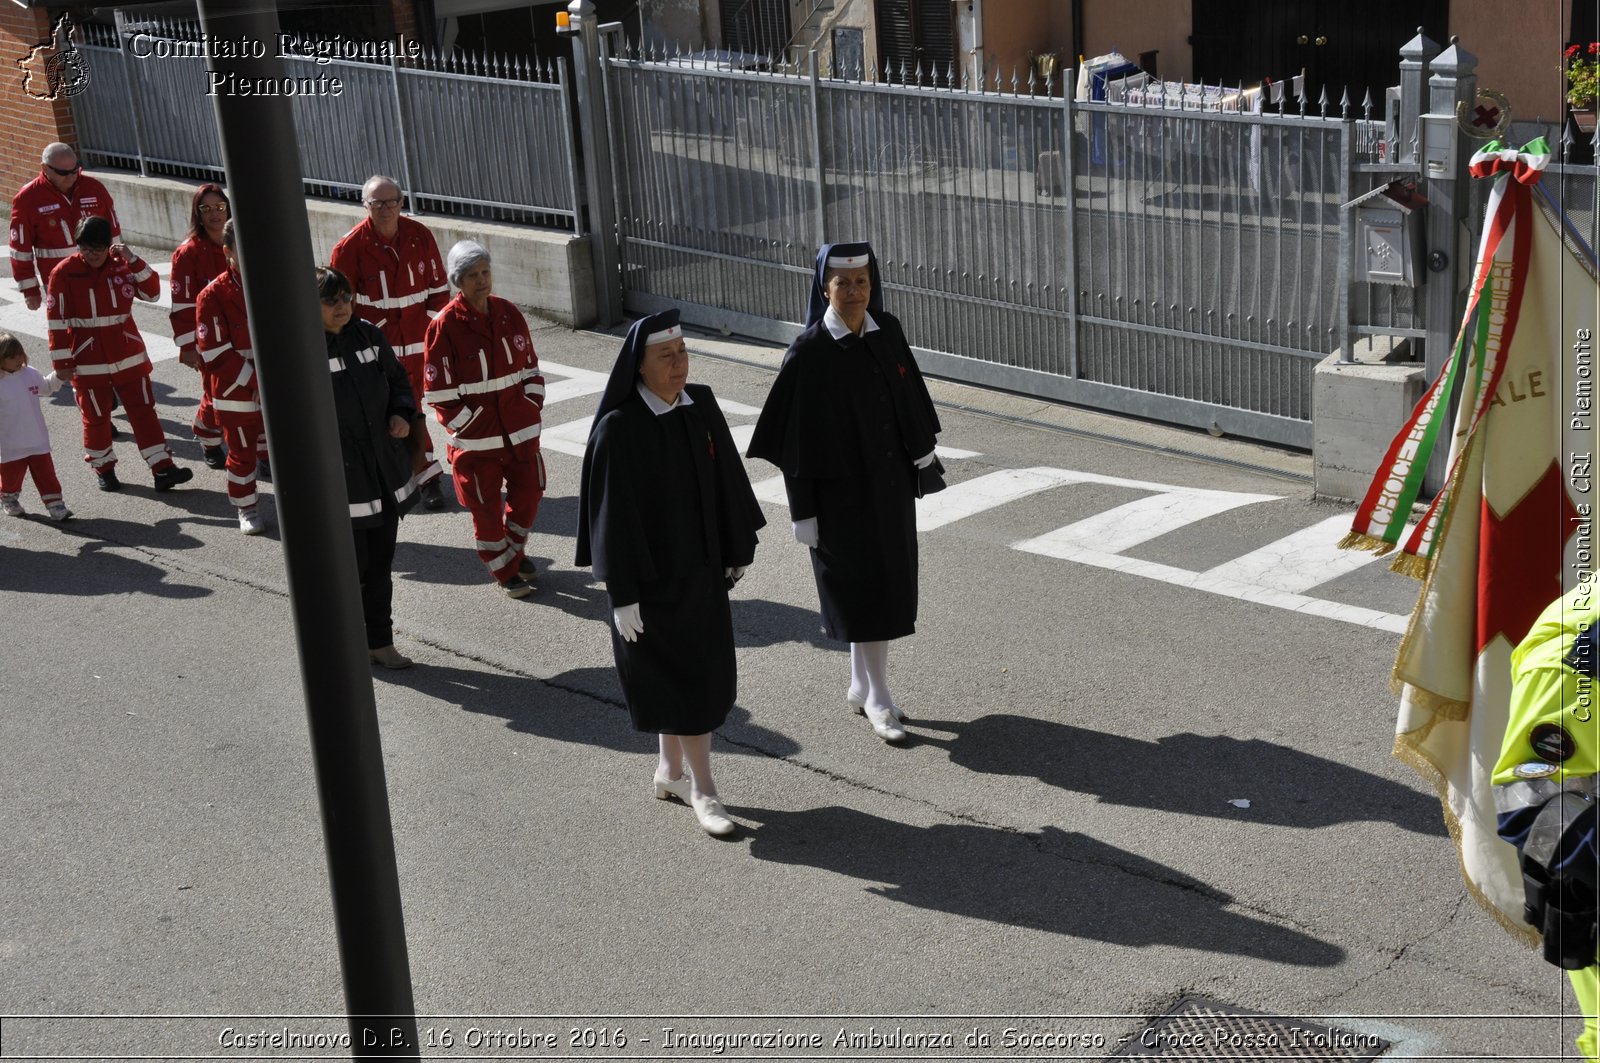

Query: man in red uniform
left=10, top=144, right=118, bottom=311
left=195, top=220, right=266, bottom=534
left=47, top=216, right=193, bottom=492
left=330, top=175, right=450, bottom=510
left=424, top=240, right=546, bottom=598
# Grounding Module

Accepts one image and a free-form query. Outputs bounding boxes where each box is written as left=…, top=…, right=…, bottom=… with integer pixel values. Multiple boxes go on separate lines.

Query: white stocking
left=848, top=642, right=869, bottom=704
left=859, top=639, right=895, bottom=714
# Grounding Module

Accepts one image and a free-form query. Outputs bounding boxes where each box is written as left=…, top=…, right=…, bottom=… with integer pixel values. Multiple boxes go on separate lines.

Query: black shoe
left=202, top=446, right=226, bottom=470
left=152, top=465, right=195, bottom=492
left=96, top=468, right=122, bottom=492
left=421, top=479, right=446, bottom=510
left=517, top=556, right=539, bottom=586
left=498, top=575, right=534, bottom=599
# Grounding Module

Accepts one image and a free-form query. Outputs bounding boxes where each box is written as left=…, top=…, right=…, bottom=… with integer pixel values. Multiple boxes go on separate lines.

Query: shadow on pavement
left=379, top=661, right=801, bottom=758
left=0, top=543, right=210, bottom=599
left=736, top=805, right=1346, bottom=965
left=53, top=513, right=228, bottom=551
left=914, top=714, right=1445, bottom=835
left=732, top=596, right=840, bottom=650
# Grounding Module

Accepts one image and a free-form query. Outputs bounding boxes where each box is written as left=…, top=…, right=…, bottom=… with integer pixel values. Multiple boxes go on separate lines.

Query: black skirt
left=611, top=560, right=737, bottom=734
left=810, top=457, right=918, bottom=642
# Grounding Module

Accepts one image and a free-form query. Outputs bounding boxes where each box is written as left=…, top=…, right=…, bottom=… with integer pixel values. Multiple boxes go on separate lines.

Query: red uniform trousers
left=452, top=447, right=545, bottom=583
left=193, top=376, right=223, bottom=449
left=73, top=369, right=175, bottom=475
left=400, top=352, right=443, bottom=486
left=0, top=453, right=63, bottom=505
left=218, top=411, right=263, bottom=509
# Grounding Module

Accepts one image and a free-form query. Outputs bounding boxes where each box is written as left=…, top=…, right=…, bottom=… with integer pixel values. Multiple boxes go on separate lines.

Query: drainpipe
left=970, top=0, right=984, bottom=89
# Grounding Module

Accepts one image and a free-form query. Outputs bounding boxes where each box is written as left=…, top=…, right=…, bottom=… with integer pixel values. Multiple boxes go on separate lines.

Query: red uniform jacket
left=10, top=173, right=119, bottom=295
left=46, top=249, right=159, bottom=381
left=329, top=216, right=448, bottom=358
left=195, top=269, right=258, bottom=417
left=422, top=293, right=545, bottom=457
left=169, top=235, right=230, bottom=356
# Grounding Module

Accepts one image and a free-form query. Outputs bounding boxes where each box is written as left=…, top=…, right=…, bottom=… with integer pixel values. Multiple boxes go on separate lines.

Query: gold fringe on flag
left=1388, top=552, right=1433, bottom=580
left=1336, top=531, right=1397, bottom=555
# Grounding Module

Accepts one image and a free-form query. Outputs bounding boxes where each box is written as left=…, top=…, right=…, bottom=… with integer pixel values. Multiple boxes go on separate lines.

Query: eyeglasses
left=364, top=197, right=403, bottom=210
left=47, top=163, right=81, bottom=177
left=78, top=244, right=109, bottom=255
left=197, top=203, right=229, bottom=216
left=320, top=292, right=355, bottom=306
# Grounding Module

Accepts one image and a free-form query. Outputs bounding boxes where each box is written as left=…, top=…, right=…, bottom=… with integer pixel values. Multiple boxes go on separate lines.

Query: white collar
left=636, top=378, right=694, bottom=415
left=823, top=305, right=880, bottom=341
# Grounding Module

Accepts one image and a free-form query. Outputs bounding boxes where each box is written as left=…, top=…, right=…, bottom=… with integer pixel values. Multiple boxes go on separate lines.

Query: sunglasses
left=197, top=203, right=229, bottom=216
left=47, top=163, right=82, bottom=177
left=320, top=292, right=355, bottom=306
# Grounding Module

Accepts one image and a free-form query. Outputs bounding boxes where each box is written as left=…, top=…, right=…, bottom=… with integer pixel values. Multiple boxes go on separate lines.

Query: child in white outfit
left=0, top=332, right=71, bottom=520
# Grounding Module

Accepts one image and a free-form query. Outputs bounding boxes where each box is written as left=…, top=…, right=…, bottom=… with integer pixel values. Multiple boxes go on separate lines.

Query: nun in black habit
left=746, top=242, right=943, bottom=745
left=576, top=309, right=766, bottom=837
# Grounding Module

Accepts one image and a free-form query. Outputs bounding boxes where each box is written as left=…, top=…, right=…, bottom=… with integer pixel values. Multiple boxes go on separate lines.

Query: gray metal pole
left=1420, top=38, right=1477, bottom=494
left=195, top=2, right=419, bottom=1054
left=808, top=49, right=826, bottom=246
left=112, top=9, right=151, bottom=179
left=568, top=0, right=623, bottom=326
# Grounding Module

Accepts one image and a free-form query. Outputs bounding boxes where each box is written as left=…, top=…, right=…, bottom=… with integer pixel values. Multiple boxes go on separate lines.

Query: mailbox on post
left=1344, top=180, right=1427, bottom=287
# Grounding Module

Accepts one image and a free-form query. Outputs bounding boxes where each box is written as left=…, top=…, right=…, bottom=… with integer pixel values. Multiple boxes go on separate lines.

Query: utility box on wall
left=1345, top=181, right=1427, bottom=287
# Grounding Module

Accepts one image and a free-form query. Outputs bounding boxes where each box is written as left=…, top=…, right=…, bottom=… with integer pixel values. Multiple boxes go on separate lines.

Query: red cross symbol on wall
left=1474, top=103, right=1500, bottom=128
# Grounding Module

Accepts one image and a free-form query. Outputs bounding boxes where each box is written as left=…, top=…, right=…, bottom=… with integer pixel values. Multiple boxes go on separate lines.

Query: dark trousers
left=352, top=505, right=400, bottom=649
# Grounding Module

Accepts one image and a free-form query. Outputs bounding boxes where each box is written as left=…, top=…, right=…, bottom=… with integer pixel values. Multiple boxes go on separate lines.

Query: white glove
left=792, top=517, right=819, bottom=549
left=612, top=602, right=643, bottom=642
left=913, top=449, right=937, bottom=469
left=724, top=565, right=747, bottom=584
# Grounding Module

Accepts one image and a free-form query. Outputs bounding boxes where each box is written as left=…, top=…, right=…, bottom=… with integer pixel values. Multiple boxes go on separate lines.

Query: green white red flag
left=1345, top=138, right=1598, bottom=936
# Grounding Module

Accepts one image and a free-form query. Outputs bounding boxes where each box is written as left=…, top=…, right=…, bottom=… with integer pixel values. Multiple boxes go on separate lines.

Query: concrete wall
left=96, top=172, right=596, bottom=328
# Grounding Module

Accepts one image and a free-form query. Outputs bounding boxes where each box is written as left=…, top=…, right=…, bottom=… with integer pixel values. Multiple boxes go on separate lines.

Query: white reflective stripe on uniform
left=11, top=248, right=33, bottom=262
left=227, top=470, right=256, bottom=485
left=128, top=264, right=153, bottom=283
left=397, top=341, right=425, bottom=357
left=230, top=492, right=258, bottom=509
left=87, top=445, right=114, bottom=469
left=213, top=399, right=260, bottom=413
left=200, top=340, right=232, bottom=363
left=235, top=347, right=254, bottom=361
left=74, top=353, right=149, bottom=376
left=34, top=246, right=74, bottom=259
left=328, top=357, right=346, bottom=373
left=447, top=406, right=477, bottom=432
left=1493, top=773, right=1600, bottom=814
left=232, top=361, right=255, bottom=393
left=393, top=476, right=417, bottom=503
left=523, top=380, right=546, bottom=397
left=356, top=289, right=430, bottom=311
left=424, top=386, right=460, bottom=404
left=486, top=545, right=519, bottom=571
left=171, top=300, right=195, bottom=312
left=16, top=277, right=38, bottom=290
left=58, top=314, right=129, bottom=329
left=353, top=347, right=379, bottom=364
left=457, top=371, right=524, bottom=395
left=416, top=460, right=443, bottom=482
left=140, top=443, right=171, bottom=467
left=476, top=537, right=508, bottom=553
left=505, top=519, right=530, bottom=538
left=172, top=330, right=196, bottom=347
left=427, top=283, right=449, bottom=298
left=506, top=422, right=542, bottom=446
left=350, top=498, right=382, bottom=518
left=446, top=432, right=505, bottom=452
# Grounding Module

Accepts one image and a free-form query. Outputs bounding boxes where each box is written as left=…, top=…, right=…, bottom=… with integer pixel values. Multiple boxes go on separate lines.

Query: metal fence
left=70, top=20, right=581, bottom=228
left=608, top=53, right=1390, bottom=446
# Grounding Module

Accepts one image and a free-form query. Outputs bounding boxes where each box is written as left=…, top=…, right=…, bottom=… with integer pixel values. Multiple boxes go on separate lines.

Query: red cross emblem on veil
left=898, top=363, right=907, bottom=378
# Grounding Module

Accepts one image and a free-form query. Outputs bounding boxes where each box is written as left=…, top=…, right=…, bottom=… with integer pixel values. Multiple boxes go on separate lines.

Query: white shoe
left=46, top=502, right=72, bottom=521
left=850, top=691, right=906, bottom=722
left=653, top=769, right=692, bottom=804
left=690, top=793, right=737, bottom=836
left=238, top=507, right=267, bottom=535
left=1, top=494, right=23, bottom=517
left=863, top=704, right=908, bottom=744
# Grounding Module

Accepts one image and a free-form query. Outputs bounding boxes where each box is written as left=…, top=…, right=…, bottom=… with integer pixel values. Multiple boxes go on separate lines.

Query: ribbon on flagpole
left=1341, top=139, right=1552, bottom=577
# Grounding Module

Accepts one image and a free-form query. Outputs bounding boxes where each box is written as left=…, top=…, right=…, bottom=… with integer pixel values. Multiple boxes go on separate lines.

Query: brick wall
left=0, top=5, right=77, bottom=196
left=390, top=0, right=418, bottom=47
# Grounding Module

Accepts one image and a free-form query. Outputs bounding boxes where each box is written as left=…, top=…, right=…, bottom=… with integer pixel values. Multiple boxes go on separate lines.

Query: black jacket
left=325, top=318, right=418, bottom=528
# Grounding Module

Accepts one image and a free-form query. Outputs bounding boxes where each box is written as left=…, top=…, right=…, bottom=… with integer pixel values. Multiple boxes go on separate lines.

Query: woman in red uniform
left=169, top=183, right=231, bottom=469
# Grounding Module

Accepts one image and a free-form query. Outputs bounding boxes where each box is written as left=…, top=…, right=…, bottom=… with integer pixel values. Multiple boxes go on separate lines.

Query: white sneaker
left=863, top=704, right=908, bottom=744
left=1, top=494, right=23, bottom=517
left=690, top=793, right=737, bottom=836
left=45, top=502, right=72, bottom=521
left=238, top=507, right=267, bottom=535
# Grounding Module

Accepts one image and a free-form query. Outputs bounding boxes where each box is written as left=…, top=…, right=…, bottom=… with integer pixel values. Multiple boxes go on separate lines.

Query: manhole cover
left=1114, top=997, right=1390, bottom=1060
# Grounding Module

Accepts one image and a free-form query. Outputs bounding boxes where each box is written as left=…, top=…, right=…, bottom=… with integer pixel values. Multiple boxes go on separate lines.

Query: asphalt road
left=0, top=256, right=1585, bottom=1062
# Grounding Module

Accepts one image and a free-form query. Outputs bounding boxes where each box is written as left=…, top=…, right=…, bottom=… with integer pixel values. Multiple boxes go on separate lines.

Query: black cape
left=746, top=311, right=940, bottom=641
left=579, top=383, right=765, bottom=733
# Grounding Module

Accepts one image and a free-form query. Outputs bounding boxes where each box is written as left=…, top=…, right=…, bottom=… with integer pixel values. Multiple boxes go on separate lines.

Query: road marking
left=1014, top=484, right=1280, bottom=554
left=1202, top=513, right=1409, bottom=594
left=916, top=467, right=1079, bottom=532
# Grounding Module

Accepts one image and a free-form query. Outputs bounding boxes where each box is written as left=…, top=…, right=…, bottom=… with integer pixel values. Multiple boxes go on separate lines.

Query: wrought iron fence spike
left=1362, top=87, right=1374, bottom=120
